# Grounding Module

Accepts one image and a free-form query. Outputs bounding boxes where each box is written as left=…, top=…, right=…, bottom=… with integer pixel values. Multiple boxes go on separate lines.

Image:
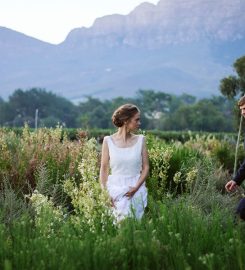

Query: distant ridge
left=0, top=0, right=245, bottom=102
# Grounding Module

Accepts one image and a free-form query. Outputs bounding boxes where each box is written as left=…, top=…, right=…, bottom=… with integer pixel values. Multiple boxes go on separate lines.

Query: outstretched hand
left=225, top=180, right=237, bottom=192
left=124, top=186, right=138, bottom=198
left=110, top=197, right=115, bottom=207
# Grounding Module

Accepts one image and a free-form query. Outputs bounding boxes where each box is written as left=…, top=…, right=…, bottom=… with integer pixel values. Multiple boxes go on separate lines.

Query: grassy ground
left=0, top=197, right=245, bottom=270
left=0, top=127, right=245, bottom=269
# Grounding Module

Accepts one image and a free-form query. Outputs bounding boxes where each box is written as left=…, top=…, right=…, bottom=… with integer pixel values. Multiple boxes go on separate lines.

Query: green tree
left=191, top=100, right=228, bottom=131
left=77, top=97, right=108, bottom=128
left=167, top=93, right=196, bottom=114
left=0, top=97, right=5, bottom=125
left=136, top=89, right=171, bottom=118
left=0, top=100, right=15, bottom=126
left=220, top=55, right=245, bottom=98
left=163, top=97, right=234, bottom=132
left=7, top=88, right=78, bottom=127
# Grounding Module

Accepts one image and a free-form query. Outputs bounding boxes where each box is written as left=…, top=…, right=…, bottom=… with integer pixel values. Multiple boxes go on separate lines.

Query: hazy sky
left=0, top=0, right=159, bottom=44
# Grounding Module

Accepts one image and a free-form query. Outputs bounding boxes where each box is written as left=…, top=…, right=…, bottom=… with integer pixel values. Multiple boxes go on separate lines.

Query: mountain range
left=1, top=0, right=245, bottom=102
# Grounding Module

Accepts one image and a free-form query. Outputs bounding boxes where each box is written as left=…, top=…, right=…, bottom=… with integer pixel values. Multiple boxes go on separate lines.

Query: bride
left=99, top=104, right=149, bottom=221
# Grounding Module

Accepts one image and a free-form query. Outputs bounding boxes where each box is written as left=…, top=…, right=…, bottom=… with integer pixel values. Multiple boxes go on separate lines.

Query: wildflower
left=173, top=172, right=182, bottom=184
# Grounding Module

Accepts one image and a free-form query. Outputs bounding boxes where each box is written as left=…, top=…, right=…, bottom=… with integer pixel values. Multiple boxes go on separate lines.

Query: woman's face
left=126, top=112, right=141, bottom=131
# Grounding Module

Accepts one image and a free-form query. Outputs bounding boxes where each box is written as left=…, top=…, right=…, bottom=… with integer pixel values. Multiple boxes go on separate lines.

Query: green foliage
left=0, top=179, right=30, bottom=226
left=0, top=128, right=245, bottom=269
left=27, top=190, right=64, bottom=237
left=147, top=136, right=173, bottom=199
left=0, top=88, right=236, bottom=132
left=0, top=125, right=85, bottom=199
left=146, top=133, right=245, bottom=201
left=220, top=76, right=239, bottom=98
left=211, top=141, right=235, bottom=172
left=220, top=55, right=245, bottom=98
left=0, top=198, right=245, bottom=270
left=1, top=88, right=78, bottom=127
left=63, top=138, right=115, bottom=233
left=164, top=97, right=235, bottom=131
left=146, top=135, right=204, bottom=199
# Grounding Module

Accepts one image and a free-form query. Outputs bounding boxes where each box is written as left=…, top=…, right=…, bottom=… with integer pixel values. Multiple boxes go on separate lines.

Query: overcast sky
left=0, top=0, right=159, bottom=44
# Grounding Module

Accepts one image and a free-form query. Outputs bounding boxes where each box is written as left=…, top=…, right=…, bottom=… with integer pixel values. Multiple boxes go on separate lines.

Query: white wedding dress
left=105, top=135, right=147, bottom=221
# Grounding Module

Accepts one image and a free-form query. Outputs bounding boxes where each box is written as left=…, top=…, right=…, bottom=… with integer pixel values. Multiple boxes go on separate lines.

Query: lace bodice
left=106, top=135, right=144, bottom=176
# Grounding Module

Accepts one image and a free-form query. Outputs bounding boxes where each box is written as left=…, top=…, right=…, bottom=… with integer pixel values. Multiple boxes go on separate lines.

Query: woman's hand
left=124, top=186, right=138, bottom=198
left=225, top=180, right=237, bottom=192
left=110, top=197, right=115, bottom=207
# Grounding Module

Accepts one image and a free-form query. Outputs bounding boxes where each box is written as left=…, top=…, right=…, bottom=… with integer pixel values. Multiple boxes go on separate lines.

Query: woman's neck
left=116, top=127, right=132, bottom=142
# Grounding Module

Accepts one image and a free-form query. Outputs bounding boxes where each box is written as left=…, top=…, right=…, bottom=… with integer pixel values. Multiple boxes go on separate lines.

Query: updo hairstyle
left=112, top=104, right=140, bottom=128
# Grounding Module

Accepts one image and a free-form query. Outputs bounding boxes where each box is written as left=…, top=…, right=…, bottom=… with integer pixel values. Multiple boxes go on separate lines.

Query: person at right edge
left=225, top=95, right=245, bottom=221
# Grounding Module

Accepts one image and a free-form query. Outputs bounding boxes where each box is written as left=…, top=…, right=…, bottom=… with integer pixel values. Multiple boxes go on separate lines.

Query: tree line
left=0, top=88, right=235, bottom=132
left=0, top=55, right=244, bottom=132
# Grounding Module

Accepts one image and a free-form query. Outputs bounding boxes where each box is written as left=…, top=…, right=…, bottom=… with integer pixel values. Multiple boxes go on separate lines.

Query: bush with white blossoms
left=173, top=167, right=198, bottom=194
left=148, top=143, right=173, bottom=200
left=27, top=190, right=64, bottom=236
left=185, top=168, right=198, bottom=189
left=63, top=138, right=114, bottom=233
left=173, top=171, right=182, bottom=185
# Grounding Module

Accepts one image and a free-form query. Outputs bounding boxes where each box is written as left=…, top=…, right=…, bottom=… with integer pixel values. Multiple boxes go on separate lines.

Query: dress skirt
left=107, top=174, right=147, bottom=221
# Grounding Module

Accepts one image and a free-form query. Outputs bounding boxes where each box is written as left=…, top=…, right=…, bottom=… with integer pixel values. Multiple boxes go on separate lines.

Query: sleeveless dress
left=105, top=135, right=147, bottom=221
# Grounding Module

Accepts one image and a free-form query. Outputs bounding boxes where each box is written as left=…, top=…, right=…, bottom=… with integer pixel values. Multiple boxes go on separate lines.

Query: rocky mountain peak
left=63, top=0, right=245, bottom=48
left=1, top=0, right=245, bottom=101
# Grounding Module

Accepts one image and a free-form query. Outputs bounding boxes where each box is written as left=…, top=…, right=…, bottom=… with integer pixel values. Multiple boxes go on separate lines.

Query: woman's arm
left=125, top=136, right=149, bottom=198
left=99, top=137, right=110, bottom=189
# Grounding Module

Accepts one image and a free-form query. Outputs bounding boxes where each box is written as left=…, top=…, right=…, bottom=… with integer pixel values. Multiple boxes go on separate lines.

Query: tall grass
left=0, top=128, right=245, bottom=269
left=0, top=198, right=245, bottom=270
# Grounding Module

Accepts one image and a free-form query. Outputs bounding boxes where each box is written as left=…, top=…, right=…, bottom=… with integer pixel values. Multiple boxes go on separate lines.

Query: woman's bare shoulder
left=102, top=135, right=110, bottom=144
left=136, top=134, right=145, bottom=139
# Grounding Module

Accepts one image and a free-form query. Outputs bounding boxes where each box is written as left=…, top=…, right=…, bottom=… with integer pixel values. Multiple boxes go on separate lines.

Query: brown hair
left=112, top=104, right=140, bottom=128
left=238, top=95, right=245, bottom=107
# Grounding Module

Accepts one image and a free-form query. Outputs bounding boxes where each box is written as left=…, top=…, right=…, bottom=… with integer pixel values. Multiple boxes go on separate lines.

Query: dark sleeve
left=233, top=159, right=245, bottom=185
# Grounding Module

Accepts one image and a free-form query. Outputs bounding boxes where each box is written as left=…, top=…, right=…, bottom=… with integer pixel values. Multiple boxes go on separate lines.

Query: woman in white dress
left=99, top=104, right=149, bottom=221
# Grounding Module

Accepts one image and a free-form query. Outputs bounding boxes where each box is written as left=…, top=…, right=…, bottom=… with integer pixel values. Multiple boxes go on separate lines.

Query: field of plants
left=1, top=126, right=245, bottom=270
